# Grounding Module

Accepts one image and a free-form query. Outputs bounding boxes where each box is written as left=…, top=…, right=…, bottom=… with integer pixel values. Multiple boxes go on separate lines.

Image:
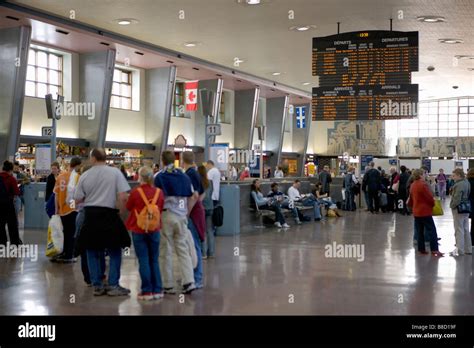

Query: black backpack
left=0, top=176, right=10, bottom=204
left=212, top=205, right=224, bottom=227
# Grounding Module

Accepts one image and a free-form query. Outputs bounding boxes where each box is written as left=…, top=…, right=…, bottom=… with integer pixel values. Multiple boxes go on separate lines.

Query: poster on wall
left=455, top=161, right=463, bottom=169
left=35, top=144, right=51, bottom=175
left=288, top=159, right=298, bottom=175
left=360, top=155, right=373, bottom=174
left=422, top=159, right=431, bottom=173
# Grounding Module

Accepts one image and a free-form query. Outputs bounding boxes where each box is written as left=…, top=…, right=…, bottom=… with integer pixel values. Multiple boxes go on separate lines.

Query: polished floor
left=0, top=198, right=473, bottom=315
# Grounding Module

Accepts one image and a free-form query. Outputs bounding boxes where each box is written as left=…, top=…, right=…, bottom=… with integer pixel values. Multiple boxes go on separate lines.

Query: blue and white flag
left=296, top=106, right=306, bottom=128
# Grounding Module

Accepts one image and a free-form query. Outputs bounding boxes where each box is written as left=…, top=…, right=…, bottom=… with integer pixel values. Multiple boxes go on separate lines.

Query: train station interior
left=0, top=0, right=473, bottom=317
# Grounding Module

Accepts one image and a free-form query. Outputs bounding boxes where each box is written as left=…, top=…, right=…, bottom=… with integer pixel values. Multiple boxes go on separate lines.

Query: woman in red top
left=126, top=166, right=165, bottom=300
left=408, top=169, right=444, bottom=257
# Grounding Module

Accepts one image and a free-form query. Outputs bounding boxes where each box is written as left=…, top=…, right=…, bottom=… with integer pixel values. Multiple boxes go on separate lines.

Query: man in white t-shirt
left=287, top=180, right=322, bottom=221
left=206, top=160, right=221, bottom=205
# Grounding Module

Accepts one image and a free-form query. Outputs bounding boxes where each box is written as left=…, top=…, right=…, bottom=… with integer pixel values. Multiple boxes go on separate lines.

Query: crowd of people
left=0, top=149, right=222, bottom=300
left=357, top=161, right=473, bottom=257
left=2, top=153, right=473, bottom=301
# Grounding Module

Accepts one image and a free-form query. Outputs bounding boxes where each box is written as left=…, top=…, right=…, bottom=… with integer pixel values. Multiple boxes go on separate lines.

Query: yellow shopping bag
left=432, top=199, right=444, bottom=216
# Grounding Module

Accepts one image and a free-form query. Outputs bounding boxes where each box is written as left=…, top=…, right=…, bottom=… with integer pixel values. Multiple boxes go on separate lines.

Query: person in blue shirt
left=182, top=151, right=205, bottom=289
left=251, top=179, right=289, bottom=228
left=267, top=182, right=302, bottom=225
left=154, top=151, right=196, bottom=295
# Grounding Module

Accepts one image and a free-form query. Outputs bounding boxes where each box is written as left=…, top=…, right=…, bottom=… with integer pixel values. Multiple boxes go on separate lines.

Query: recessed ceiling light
left=289, top=25, right=317, bottom=32
left=115, top=18, right=139, bottom=25
left=234, top=58, right=245, bottom=64
left=417, top=15, right=446, bottom=23
left=236, top=0, right=270, bottom=5
left=302, top=82, right=311, bottom=86
left=455, top=55, right=474, bottom=60
left=184, top=42, right=201, bottom=47
left=439, top=38, right=463, bottom=44
left=272, top=72, right=281, bottom=76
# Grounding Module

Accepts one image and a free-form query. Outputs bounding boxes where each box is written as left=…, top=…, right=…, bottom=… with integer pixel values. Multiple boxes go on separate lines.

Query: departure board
left=311, top=30, right=419, bottom=120
left=312, top=84, right=418, bottom=121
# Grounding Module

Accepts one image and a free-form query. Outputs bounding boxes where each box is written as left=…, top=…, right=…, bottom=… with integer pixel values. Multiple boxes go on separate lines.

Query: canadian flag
left=185, top=81, right=199, bottom=111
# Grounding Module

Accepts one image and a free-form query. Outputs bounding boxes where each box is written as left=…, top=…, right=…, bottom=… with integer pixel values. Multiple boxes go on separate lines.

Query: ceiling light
left=289, top=25, right=317, bottom=32
left=272, top=72, right=281, bottom=76
left=236, top=0, right=270, bottom=6
left=234, top=58, right=245, bottom=64
left=115, top=18, right=139, bottom=25
left=439, top=38, right=463, bottom=44
left=184, top=42, right=201, bottom=47
left=416, top=16, right=446, bottom=23
left=302, top=82, right=311, bottom=86
left=455, top=55, right=474, bottom=60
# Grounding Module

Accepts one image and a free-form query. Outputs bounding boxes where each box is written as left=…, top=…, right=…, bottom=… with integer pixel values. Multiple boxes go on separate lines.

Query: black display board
left=312, top=30, right=419, bottom=121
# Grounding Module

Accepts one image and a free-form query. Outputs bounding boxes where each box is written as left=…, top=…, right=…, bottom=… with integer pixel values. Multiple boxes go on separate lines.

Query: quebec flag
left=296, top=106, right=306, bottom=128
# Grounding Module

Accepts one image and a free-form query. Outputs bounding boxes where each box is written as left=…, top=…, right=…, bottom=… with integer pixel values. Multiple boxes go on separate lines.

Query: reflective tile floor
left=0, top=199, right=473, bottom=315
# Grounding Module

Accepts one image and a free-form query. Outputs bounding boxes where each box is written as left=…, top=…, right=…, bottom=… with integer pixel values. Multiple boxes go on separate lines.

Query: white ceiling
left=11, top=0, right=474, bottom=100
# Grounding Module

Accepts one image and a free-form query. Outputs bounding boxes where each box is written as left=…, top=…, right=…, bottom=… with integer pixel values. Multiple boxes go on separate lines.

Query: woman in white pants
left=449, top=168, right=473, bottom=256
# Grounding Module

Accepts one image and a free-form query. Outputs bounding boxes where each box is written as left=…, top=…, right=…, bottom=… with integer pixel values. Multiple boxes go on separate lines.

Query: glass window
left=439, top=129, right=448, bottom=136
left=470, top=107, right=474, bottom=113
left=459, top=129, right=468, bottom=136
left=428, top=129, right=438, bottom=137
left=460, top=107, right=468, bottom=114
left=449, top=106, right=458, bottom=114
left=459, top=99, right=469, bottom=106
left=459, top=121, right=468, bottom=129
left=439, top=114, right=448, bottom=122
left=172, top=82, right=186, bottom=117
left=469, top=129, right=474, bottom=136
left=448, top=128, right=457, bottom=136
left=439, top=122, right=448, bottom=129
left=448, top=99, right=458, bottom=107
left=459, top=114, right=468, bottom=122
left=26, top=48, right=63, bottom=99
left=419, top=129, right=429, bottom=137
left=111, top=68, right=132, bottom=111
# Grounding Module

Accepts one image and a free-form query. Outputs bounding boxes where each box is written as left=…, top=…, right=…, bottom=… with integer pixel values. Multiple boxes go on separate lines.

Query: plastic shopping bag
left=432, top=199, right=444, bottom=216
left=46, top=215, right=64, bottom=258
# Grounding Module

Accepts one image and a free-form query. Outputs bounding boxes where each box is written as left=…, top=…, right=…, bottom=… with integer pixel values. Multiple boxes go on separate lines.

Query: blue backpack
left=45, top=192, right=56, bottom=218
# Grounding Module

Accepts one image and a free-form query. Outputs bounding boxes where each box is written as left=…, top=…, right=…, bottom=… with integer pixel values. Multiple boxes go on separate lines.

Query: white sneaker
left=282, top=223, right=290, bottom=228
left=295, top=219, right=302, bottom=225
left=274, top=222, right=282, bottom=228
left=449, top=249, right=463, bottom=257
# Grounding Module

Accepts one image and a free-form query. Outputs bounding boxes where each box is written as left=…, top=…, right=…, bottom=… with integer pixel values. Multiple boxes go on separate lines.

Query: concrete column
left=0, top=26, right=31, bottom=161
left=145, top=66, right=177, bottom=161
left=195, top=79, right=223, bottom=148
left=234, top=88, right=260, bottom=150
left=78, top=49, right=115, bottom=148
left=292, top=103, right=312, bottom=176
left=266, top=96, right=289, bottom=169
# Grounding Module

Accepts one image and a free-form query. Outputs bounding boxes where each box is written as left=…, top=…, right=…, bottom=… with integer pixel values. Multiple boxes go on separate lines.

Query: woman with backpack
left=126, top=166, right=165, bottom=301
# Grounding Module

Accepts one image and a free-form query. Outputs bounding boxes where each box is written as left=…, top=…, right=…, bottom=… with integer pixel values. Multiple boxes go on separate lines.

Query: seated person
left=287, top=179, right=322, bottom=221
left=250, top=179, right=290, bottom=228
left=313, top=183, right=341, bottom=217
left=267, top=182, right=302, bottom=225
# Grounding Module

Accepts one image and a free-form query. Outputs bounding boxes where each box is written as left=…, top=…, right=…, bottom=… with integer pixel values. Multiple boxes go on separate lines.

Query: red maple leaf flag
left=185, top=80, right=199, bottom=111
